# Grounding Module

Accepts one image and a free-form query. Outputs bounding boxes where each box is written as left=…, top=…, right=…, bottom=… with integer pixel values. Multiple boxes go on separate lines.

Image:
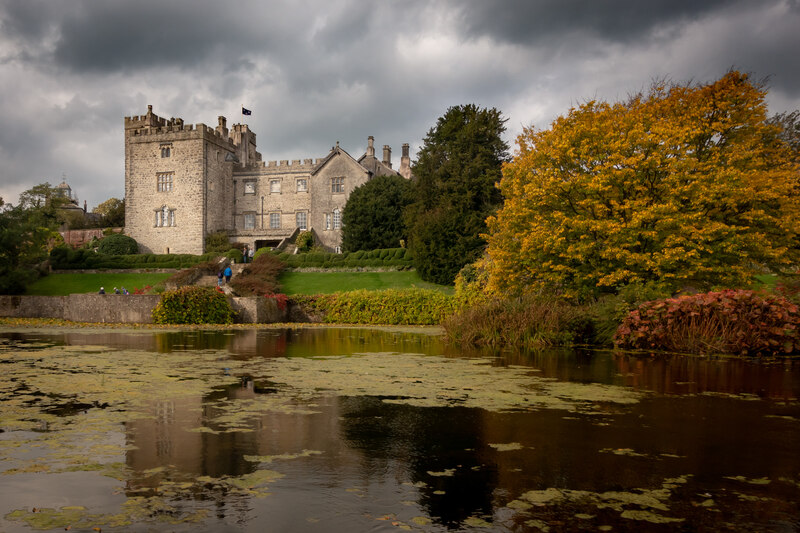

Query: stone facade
left=125, top=106, right=411, bottom=255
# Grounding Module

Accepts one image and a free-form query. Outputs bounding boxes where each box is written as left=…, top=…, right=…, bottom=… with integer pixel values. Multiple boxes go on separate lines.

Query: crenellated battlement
left=125, top=105, right=236, bottom=148
left=263, top=158, right=324, bottom=167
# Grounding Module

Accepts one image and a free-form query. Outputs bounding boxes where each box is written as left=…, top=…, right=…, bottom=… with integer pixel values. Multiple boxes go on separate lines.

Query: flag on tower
left=242, top=107, right=252, bottom=116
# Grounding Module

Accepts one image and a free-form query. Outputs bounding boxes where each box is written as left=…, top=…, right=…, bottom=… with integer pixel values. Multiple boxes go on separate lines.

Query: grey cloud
left=1, top=0, right=799, bottom=211
left=449, top=0, right=746, bottom=45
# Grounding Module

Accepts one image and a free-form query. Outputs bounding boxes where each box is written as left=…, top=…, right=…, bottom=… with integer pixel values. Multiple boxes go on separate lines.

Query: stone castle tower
left=124, top=105, right=410, bottom=255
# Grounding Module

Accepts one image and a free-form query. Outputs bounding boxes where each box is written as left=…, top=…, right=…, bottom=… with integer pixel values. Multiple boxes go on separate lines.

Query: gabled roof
left=310, top=143, right=370, bottom=177
left=357, top=152, right=400, bottom=178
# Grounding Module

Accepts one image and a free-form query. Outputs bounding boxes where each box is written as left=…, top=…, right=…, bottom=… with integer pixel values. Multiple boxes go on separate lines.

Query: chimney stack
left=399, top=143, right=412, bottom=179
left=367, top=136, right=375, bottom=157
left=383, top=145, right=392, bottom=168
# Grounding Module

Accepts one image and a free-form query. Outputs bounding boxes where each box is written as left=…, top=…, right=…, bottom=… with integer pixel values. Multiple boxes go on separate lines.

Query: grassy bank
left=24, top=273, right=173, bottom=295
left=279, top=271, right=453, bottom=295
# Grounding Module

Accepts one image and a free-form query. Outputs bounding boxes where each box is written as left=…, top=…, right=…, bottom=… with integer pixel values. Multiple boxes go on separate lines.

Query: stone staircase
left=196, top=261, right=247, bottom=295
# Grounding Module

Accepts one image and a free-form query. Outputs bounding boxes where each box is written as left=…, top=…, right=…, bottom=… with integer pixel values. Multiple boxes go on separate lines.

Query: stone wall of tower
left=204, top=142, right=235, bottom=236
left=124, top=108, right=236, bottom=255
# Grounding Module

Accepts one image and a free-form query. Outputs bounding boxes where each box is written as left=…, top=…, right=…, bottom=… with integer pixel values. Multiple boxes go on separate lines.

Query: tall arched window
left=155, top=206, right=176, bottom=227
left=333, top=208, right=341, bottom=230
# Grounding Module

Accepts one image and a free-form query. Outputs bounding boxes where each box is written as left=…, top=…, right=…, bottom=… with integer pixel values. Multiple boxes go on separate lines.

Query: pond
left=0, top=325, right=798, bottom=532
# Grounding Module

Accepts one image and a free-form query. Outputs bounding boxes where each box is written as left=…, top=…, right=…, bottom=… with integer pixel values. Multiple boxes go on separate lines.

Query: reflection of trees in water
left=223, top=327, right=443, bottom=359
left=445, top=345, right=800, bottom=400
left=338, top=396, right=497, bottom=528
left=612, top=353, right=800, bottom=399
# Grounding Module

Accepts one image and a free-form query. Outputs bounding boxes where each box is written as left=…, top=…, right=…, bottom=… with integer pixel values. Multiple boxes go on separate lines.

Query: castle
left=124, top=105, right=411, bottom=255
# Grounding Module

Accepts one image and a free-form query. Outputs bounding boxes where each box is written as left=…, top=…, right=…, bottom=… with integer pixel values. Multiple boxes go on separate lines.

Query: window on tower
left=157, top=172, right=174, bottom=192
left=154, top=206, right=176, bottom=227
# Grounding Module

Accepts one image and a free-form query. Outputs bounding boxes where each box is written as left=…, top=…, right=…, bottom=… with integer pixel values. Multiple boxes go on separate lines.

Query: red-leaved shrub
left=614, top=289, right=800, bottom=356
left=265, top=293, right=288, bottom=311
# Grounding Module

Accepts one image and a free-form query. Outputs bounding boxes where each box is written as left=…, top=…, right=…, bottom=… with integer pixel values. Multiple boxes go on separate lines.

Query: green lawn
left=25, top=273, right=173, bottom=296
left=24, top=270, right=451, bottom=296
left=278, top=271, right=453, bottom=295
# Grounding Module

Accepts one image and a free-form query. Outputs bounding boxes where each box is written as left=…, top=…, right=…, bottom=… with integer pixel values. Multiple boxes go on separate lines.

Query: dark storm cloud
left=449, top=0, right=746, bottom=45
left=1, top=0, right=799, bottom=209
left=1, top=0, right=277, bottom=72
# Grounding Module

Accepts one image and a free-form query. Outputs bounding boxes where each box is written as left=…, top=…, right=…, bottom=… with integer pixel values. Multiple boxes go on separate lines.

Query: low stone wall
left=66, top=294, right=162, bottom=323
left=0, top=294, right=292, bottom=324
left=230, top=297, right=288, bottom=323
left=0, top=296, right=66, bottom=319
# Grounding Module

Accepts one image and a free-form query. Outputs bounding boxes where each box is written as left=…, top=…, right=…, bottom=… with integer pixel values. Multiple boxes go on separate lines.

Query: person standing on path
left=248, top=247, right=254, bottom=263
left=242, top=246, right=248, bottom=263
left=224, top=265, right=232, bottom=284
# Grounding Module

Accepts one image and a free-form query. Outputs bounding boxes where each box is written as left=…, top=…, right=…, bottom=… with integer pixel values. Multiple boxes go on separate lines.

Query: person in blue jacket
left=224, top=265, right=232, bottom=283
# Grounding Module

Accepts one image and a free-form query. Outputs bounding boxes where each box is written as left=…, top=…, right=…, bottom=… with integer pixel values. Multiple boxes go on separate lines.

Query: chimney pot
left=382, top=145, right=392, bottom=168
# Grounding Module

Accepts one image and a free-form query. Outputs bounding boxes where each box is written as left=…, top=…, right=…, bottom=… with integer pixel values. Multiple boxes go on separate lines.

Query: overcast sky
left=1, top=0, right=798, bottom=210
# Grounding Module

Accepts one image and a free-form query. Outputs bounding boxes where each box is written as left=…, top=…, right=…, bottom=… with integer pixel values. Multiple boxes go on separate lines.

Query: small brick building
left=124, top=105, right=412, bottom=254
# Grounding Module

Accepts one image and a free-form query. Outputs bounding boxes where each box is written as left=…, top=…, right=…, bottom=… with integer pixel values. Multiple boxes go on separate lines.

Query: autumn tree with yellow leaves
left=485, top=72, right=800, bottom=299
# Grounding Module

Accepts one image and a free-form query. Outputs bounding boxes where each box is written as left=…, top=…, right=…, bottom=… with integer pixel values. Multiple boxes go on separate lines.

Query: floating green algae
left=226, top=469, right=284, bottom=490
left=489, top=442, right=524, bottom=451
left=243, top=450, right=323, bottom=463
left=427, top=468, right=456, bottom=477
left=524, top=518, right=550, bottom=531
left=0, top=334, right=646, bottom=531
left=244, top=352, right=642, bottom=413
left=599, top=447, right=647, bottom=457
left=463, top=515, right=492, bottom=527
left=506, top=475, right=692, bottom=527
left=724, top=475, right=771, bottom=485
left=5, top=498, right=210, bottom=531
left=620, top=509, right=684, bottom=523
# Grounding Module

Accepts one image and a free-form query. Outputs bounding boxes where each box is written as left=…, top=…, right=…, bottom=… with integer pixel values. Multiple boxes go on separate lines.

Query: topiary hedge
left=292, top=288, right=456, bottom=325
left=272, top=247, right=413, bottom=269
left=152, top=286, right=234, bottom=324
left=97, top=233, right=139, bottom=255
left=50, top=246, right=218, bottom=270
left=614, top=289, right=800, bottom=356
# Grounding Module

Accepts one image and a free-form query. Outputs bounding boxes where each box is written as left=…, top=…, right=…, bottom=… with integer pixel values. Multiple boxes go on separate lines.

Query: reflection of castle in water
left=125, top=383, right=349, bottom=479
left=123, top=375, right=500, bottom=527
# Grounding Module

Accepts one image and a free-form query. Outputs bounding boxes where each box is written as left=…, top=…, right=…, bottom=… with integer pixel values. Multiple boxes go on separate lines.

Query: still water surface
left=0, top=326, right=798, bottom=532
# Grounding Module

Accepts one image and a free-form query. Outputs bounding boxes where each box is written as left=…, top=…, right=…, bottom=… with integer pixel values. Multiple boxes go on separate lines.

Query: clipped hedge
left=292, top=288, right=456, bottom=325
left=274, top=248, right=413, bottom=269
left=614, top=289, right=800, bottom=356
left=96, top=233, right=139, bottom=255
left=152, top=286, right=234, bottom=324
left=50, top=246, right=218, bottom=270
